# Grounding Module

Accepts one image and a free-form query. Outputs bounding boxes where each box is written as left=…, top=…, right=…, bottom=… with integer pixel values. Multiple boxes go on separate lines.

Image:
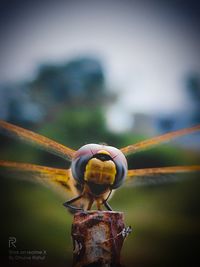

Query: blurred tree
left=0, top=56, right=111, bottom=127
left=30, top=57, right=107, bottom=114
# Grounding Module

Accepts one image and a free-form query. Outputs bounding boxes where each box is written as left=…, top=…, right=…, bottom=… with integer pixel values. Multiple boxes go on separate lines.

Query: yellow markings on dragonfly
left=84, top=158, right=116, bottom=185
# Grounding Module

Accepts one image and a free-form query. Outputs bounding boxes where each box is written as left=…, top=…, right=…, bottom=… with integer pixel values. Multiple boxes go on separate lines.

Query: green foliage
left=40, top=107, right=128, bottom=149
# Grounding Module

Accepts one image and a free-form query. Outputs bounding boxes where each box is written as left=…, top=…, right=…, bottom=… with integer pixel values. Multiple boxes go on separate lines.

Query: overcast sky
left=0, top=0, right=200, bottom=131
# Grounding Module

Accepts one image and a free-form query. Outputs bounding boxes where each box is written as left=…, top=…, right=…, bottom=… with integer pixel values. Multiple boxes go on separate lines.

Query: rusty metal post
left=71, top=211, right=129, bottom=267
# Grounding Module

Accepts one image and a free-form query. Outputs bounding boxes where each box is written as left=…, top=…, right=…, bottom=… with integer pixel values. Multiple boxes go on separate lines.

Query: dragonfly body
left=0, top=120, right=200, bottom=211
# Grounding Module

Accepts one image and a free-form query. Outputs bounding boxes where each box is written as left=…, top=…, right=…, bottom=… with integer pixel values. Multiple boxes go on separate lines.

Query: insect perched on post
left=0, top=120, right=200, bottom=211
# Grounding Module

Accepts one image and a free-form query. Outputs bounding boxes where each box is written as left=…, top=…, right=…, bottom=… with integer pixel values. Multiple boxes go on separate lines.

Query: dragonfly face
left=0, top=120, right=200, bottom=211
left=71, top=144, right=128, bottom=196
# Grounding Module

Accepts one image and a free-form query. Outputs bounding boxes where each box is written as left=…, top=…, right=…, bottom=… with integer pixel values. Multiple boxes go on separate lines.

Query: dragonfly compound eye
left=71, top=144, right=95, bottom=184
left=108, top=148, right=128, bottom=189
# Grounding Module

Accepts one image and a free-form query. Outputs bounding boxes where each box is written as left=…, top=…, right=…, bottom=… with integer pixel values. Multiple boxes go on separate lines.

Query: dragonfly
left=0, top=120, right=200, bottom=211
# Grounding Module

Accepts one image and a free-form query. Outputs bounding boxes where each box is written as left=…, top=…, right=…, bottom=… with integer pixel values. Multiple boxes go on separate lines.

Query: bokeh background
left=0, top=0, right=200, bottom=266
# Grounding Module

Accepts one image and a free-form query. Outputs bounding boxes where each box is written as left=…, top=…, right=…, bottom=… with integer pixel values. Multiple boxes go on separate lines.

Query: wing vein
left=125, top=165, right=200, bottom=186
left=127, top=165, right=200, bottom=179
left=0, top=120, right=76, bottom=161
left=120, top=125, right=200, bottom=156
left=0, top=160, right=77, bottom=196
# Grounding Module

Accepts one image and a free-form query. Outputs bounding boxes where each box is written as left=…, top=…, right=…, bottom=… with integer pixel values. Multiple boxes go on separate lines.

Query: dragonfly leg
left=63, top=194, right=84, bottom=211
left=102, top=190, right=113, bottom=211
left=103, top=200, right=113, bottom=211
left=87, top=198, right=94, bottom=210
left=96, top=200, right=103, bottom=210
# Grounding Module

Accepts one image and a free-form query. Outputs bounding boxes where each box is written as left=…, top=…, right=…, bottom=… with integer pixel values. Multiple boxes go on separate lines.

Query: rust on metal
left=71, top=211, right=130, bottom=267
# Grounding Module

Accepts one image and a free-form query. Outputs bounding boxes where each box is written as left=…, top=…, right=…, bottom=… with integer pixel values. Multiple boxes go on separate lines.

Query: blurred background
left=0, top=0, right=200, bottom=266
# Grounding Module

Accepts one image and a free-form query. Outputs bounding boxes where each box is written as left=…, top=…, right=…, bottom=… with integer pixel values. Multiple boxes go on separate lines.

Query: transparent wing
left=0, top=160, right=78, bottom=197
left=0, top=120, right=76, bottom=161
left=120, top=125, right=200, bottom=156
left=125, top=165, right=200, bottom=186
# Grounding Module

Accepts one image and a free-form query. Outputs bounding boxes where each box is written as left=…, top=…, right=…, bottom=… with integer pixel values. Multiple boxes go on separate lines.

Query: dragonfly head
left=71, top=144, right=128, bottom=192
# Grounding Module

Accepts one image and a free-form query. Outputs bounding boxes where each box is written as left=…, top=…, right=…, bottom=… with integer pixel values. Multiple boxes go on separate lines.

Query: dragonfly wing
left=0, top=120, right=76, bottom=161
left=0, top=160, right=78, bottom=198
left=125, top=166, right=200, bottom=186
left=120, top=125, right=200, bottom=156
